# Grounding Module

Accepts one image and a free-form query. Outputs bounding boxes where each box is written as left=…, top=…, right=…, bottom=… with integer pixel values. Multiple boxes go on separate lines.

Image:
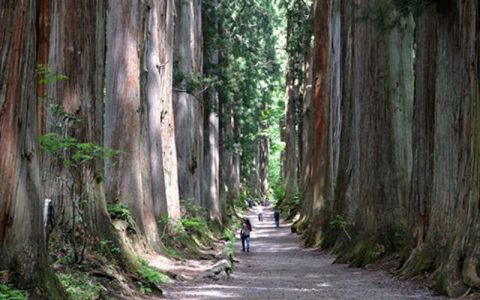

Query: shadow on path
left=164, top=207, right=444, bottom=300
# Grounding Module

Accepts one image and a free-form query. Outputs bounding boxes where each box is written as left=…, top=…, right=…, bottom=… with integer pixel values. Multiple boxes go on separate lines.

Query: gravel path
left=164, top=208, right=444, bottom=300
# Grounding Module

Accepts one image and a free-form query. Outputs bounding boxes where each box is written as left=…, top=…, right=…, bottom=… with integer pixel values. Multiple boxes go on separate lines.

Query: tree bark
left=203, top=0, right=223, bottom=223
left=173, top=0, right=204, bottom=207
left=146, top=0, right=181, bottom=221
left=105, top=0, right=164, bottom=249
left=0, top=0, right=66, bottom=297
left=301, top=0, right=332, bottom=247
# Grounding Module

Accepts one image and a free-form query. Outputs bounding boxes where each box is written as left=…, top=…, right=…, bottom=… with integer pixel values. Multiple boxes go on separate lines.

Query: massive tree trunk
left=43, top=1, right=138, bottom=269
left=401, top=1, right=480, bottom=296
left=332, top=0, right=415, bottom=265
left=173, top=0, right=204, bottom=207
left=146, top=0, right=181, bottom=221
left=202, top=0, right=222, bottom=223
left=105, top=0, right=162, bottom=250
left=301, top=0, right=332, bottom=247
left=0, top=0, right=65, bottom=297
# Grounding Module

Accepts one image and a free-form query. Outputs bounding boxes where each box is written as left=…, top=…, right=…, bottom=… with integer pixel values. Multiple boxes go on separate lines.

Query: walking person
left=258, top=206, right=263, bottom=222
left=247, top=197, right=254, bottom=209
left=240, top=218, right=252, bottom=252
left=274, top=209, right=280, bottom=228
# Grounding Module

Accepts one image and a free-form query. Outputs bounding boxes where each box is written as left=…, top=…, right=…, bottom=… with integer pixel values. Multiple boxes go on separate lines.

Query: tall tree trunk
left=44, top=0, right=137, bottom=269
left=203, top=0, right=222, bottom=223
left=402, top=1, right=480, bottom=296
left=0, top=0, right=65, bottom=297
left=284, top=5, right=300, bottom=205
left=146, top=0, right=181, bottom=221
left=334, top=0, right=415, bottom=266
left=105, top=0, right=164, bottom=250
left=301, top=0, right=332, bottom=247
left=257, top=100, right=270, bottom=197
left=173, top=0, right=204, bottom=207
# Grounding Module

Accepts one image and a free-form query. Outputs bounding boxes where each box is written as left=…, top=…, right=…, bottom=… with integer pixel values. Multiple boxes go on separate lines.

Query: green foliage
left=107, top=203, right=136, bottom=233
left=272, top=183, right=286, bottom=205
left=58, top=273, right=103, bottom=300
left=37, top=64, right=68, bottom=85
left=98, top=239, right=121, bottom=257
left=329, top=215, right=352, bottom=241
left=173, top=69, right=216, bottom=95
left=329, top=215, right=348, bottom=228
left=202, top=0, right=286, bottom=182
left=40, top=133, right=122, bottom=169
left=136, top=258, right=173, bottom=285
left=0, top=284, right=28, bottom=300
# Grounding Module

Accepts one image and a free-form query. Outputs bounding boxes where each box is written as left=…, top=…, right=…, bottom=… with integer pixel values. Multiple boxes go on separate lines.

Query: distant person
left=274, top=209, right=280, bottom=228
left=247, top=197, right=254, bottom=209
left=258, top=206, right=263, bottom=222
left=240, top=218, right=252, bottom=252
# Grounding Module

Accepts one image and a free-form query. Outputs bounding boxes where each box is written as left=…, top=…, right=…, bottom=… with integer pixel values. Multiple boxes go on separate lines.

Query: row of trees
left=284, top=0, right=479, bottom=297
left=0, top=0, right=282, bottom=297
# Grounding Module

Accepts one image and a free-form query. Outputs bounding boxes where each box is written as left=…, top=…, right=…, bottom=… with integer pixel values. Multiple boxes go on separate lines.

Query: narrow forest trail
left=164, top=207, right=444, bottom=300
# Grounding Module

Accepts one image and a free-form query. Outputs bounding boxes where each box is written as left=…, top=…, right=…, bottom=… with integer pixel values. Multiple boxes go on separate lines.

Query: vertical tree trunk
left=284, top=5, right=299, bottom=205
left=402, top=1, right=480, bottom=296
left=203, top=0, right=222, bottom=222
left=173, top=0, right=204, bottom=207
left=105, top=0, right=163, bottom=249
left=257, top=100, right=270, bottom=197
left=302, top=0, right=332, bottom=247
left=0, top=0, right=65, bottom=297
left=146, top=0, right=181, bottom=221
left=44, top=1, right=137, bottom=270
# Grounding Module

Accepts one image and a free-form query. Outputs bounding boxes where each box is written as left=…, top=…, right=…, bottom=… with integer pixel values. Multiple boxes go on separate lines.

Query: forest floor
left=163, top=207, right=446, bottom=300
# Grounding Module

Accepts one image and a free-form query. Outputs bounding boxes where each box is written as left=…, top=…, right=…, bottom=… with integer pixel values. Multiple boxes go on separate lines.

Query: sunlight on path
left=164, top=206, right=444, bottom=300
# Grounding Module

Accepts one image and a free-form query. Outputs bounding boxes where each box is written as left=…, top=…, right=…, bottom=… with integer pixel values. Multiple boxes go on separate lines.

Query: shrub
left=0, top=284, right=28, bottom=300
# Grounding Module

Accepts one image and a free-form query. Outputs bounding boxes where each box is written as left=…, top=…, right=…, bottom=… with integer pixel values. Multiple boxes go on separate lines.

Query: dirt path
left=164, top=207, right=444, bottom=300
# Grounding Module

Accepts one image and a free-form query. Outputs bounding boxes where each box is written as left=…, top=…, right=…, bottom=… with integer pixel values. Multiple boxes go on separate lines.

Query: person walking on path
left=258, top=206, right=264, bottom=221
left=247, top=197, right=254, bottom=209
left=240, top=218, right=252, bottom=252
left=274, top=209, right=280, bottom=228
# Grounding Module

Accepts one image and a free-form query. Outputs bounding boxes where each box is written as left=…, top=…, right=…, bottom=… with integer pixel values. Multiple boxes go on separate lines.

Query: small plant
left=37, top=65, right=68, bottom=85
left=98, top=239, right=121, bottom=257
left=329, top=215, right=352, bottom=241
left=0, top=283, right=28, bottom=300
left=107, top=203, right=136, bottom=233
left=58, top=273, right=103, bottom=300
left=40, top=133, right=122, bottom=168
left=136, top=258, right=173, bottom=285
left=173, top=68, right=216, bottom=95
left=180, top=216, right=208, bottom=235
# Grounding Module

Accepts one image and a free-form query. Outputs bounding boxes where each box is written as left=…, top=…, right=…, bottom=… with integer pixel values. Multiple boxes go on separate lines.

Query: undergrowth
left=0, top=283, right=28, bottom=300
left=58, top=273, right=103, bottom=300
left=136, top=258, right=173, bottom=285
left=107, top=203, right=136, bottom=233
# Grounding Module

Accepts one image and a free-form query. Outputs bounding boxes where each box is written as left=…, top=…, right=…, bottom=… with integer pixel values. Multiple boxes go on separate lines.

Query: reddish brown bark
left=0, top=1, right=66, bottom=297
left=36, top=0, right=51, bottom=136
left=302, top=0, right=332, bottom=246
